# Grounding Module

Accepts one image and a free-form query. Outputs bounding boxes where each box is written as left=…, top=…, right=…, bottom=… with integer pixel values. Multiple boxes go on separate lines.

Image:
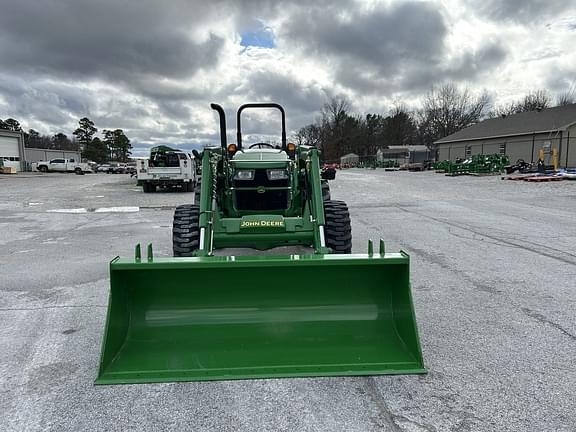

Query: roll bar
left=211, top=103, right=287, bottom=150
left=236, top=103, right=286, bottom=150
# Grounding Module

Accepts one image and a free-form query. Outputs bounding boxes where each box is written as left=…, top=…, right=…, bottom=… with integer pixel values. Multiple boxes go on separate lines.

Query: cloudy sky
left=0, top=0, right=575, bottom=155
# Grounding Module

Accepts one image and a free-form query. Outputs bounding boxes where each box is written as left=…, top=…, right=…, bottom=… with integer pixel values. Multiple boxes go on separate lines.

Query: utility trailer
left=136, top=146, right=196, bottom=193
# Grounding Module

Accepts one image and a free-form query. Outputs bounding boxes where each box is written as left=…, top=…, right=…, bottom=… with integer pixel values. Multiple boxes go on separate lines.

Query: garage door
left=0, top=135, right=22, bottom=171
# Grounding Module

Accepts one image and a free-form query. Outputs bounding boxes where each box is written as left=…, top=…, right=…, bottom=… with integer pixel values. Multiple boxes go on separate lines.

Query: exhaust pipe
left=210, top=103, right=227, bottom=149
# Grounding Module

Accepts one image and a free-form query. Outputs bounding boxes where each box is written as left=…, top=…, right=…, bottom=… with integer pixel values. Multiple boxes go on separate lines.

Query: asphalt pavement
left=1, top=170, right=575, bottom=431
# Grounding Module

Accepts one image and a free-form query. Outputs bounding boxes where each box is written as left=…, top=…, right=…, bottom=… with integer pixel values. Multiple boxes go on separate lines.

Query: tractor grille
left=233, top=169, right=289, bottom=211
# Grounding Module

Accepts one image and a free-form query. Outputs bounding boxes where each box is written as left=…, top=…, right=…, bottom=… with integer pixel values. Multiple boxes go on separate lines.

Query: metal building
left=0, top=130, right=26, bottom=172
left=25, top=148, right=82, bottom=164
left=435, top=104, right=576, bottom=168
left=378, top=145, right=432, bottom=165
left=340, top=153, right=359, bottom=166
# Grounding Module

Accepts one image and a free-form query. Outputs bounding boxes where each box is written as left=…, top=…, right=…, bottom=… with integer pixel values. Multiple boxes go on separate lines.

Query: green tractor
left=173, top=103, right=349, bottom=256
left=96, top=103, right=425, bottom=384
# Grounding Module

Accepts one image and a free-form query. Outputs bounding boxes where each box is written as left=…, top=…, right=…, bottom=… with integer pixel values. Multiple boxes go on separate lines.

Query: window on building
left=465, top=146, right=472, bottom=157
left=499, top=143, right=506, bottom=155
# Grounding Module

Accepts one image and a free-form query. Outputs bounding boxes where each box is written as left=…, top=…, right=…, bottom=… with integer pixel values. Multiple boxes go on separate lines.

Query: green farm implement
left=96, top=103, right=425, bottom=384
left=440, top=154, right=510, bottom=176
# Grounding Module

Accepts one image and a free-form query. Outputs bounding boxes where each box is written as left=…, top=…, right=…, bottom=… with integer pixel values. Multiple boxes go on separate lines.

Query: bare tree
left=294, top=123, right=321, bottom=147
left=490, top=102, right=519, bottom=118
left=384, top=104, right=417, bottom=148
left=556, top=91, right=575, bottom=106
left=322, top=97, right=350, bottom=129
left=520, top=89, right=551, bottom=111
left=316, top=96, right=352, bottom=161
left=491, top=89, right=552, bottom=117
left=417, top=83, right=490, bottom=148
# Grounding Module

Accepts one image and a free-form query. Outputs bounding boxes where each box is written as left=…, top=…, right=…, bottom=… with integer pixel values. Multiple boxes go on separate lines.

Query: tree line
left=295, top=83, right=575, bottom=162
left=0, top=117, right=132, bottom=164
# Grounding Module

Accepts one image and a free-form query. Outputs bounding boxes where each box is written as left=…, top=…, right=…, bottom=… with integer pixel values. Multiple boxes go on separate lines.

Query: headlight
left=267, top=169, right=288, bottom=180
left=234, top=170, right=255, bottom=180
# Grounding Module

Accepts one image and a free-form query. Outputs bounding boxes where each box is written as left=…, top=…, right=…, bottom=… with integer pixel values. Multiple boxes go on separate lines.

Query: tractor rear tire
left=324, top=200, right=352, bottom=253
left=173, top=204, right=200, bottom=257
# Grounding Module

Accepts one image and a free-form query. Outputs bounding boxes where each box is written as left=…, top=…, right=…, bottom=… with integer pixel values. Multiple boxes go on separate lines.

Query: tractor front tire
left=194, top=182, right=201, bottom=204
left=321, top=181, right=331, bottom=201
left=324, top=200, right=352, bottom=253
left=173, top=204, right=200, bottom=257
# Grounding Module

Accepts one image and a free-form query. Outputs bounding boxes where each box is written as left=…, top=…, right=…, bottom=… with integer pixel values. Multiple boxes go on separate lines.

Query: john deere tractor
left=173, top=103, right=350, bottom=256
left=96, top=103, right=425, bottom=384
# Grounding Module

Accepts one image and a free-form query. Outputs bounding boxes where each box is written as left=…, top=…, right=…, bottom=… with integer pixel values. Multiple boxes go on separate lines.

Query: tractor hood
left=231, top=149, right=289, bottom=169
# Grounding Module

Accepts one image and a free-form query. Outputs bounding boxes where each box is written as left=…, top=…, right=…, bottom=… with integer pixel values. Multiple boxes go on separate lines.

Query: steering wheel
left=248, top=142, right=276, bottom=149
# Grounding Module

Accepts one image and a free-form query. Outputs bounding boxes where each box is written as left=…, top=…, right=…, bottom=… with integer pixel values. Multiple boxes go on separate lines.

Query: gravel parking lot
left=1, top=170, right=575, bottom=432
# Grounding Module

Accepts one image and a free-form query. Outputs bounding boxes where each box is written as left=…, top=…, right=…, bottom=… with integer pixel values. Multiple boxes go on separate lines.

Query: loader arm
left=306, top=148, right=330, bottom=254
left=197, top=149, right=216, bottom=255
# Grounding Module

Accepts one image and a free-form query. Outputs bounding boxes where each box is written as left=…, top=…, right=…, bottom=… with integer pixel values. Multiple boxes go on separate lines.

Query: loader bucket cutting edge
left=96, top=252, right=425, bottom=384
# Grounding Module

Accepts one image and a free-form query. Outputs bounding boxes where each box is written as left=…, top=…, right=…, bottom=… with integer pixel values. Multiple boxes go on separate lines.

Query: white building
left=0, top=130, right=26, bottom=172
left=340, top=153, right=359, bottom=165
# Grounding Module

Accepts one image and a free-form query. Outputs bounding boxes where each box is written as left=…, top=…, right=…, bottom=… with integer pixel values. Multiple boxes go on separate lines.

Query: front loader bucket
left=96, top=251, right=425, bottom=384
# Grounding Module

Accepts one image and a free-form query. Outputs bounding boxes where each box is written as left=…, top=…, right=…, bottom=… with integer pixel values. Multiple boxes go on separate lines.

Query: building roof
left=386, top=145, right=429, bottom=152
left=0, top=129, right=24, bottom=138
left=435, top=103, right=576, bottom=144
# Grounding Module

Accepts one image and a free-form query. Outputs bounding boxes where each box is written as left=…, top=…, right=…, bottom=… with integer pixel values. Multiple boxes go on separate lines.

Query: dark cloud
left=395, top=41, right=507, bottom=97
left=443, top=42, right=508, bottom=81
left=470, top=0, right=571, bottom=22
left=0, top=0, right=338, bottom=151
left=0, top=0, right=232, bottom=147
left=241, top=70, right=332, bottom=122
left=281, top=2, right=507, bottom=94
left=0, top=0, right=338, bottom=86
left=0, top=72, right=208, bottom=149
left=283, top=2, right=447, bottom=75
left=544, top=64, right=576, bottom=93
left=0, top=74, right=83, bottom=128
left=0, top=0, right=224, bottom=85
left=521, top=49, right=564, bottom=63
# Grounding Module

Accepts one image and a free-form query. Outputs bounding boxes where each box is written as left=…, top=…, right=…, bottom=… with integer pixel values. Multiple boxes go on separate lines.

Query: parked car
left=125, top=163, right=137, bottom=176
left=110, top=163, right=127, bottom=174
left=32, top=158, right=93, bottom=174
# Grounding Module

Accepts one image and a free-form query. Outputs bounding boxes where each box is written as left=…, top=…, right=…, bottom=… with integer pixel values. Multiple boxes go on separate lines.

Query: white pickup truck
left=137, top=147, right=196, bottom=193
left=33, top=158, right=93, bottom=174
